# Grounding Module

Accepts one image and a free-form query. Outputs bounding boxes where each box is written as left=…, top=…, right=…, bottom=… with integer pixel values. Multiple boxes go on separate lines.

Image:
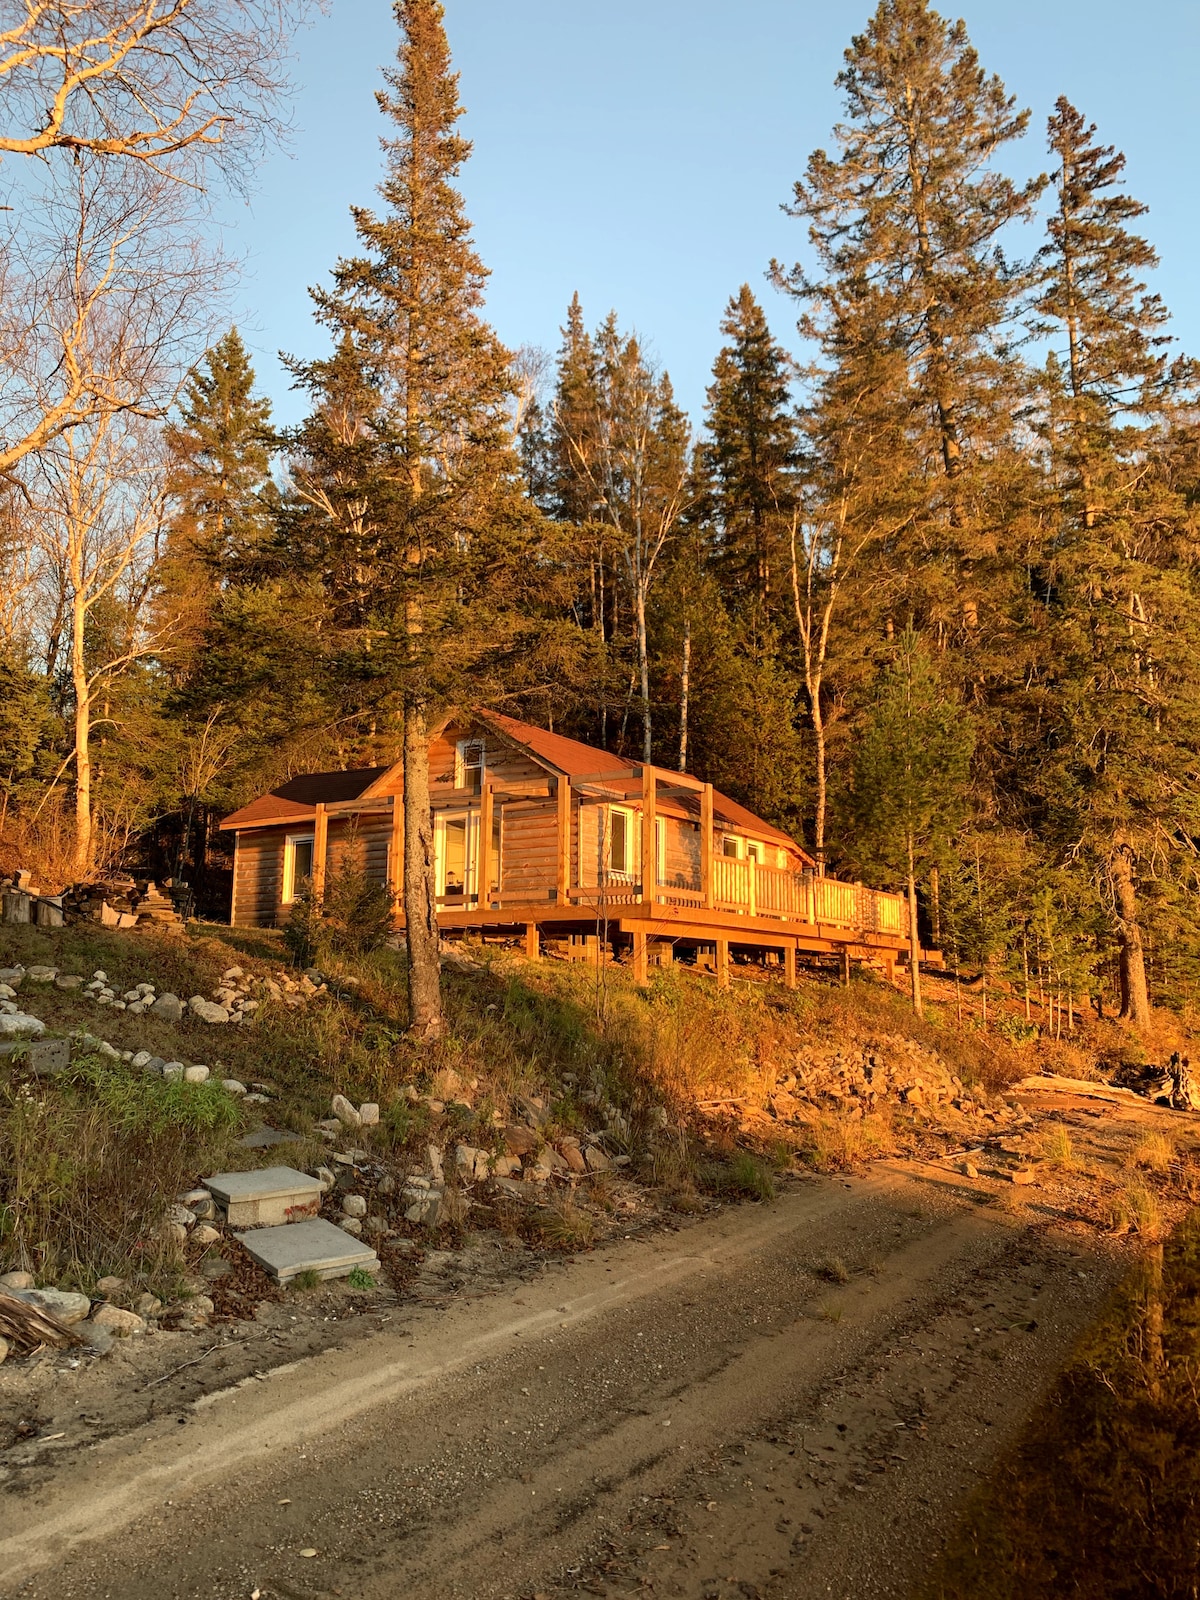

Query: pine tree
left=700, top=286, right=798, bottom=605
left=847, top=628, right=975, bottom=1013
left=775, top=0, right=1044, bottom=626
left=287, top=0, right=517, bottom=1039
left=1033, top=102, right=1200, bottom=1027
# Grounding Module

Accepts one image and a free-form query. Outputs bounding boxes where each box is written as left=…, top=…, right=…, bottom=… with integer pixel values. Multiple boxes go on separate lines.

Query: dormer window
left=455, top=738, right=486, bottom=792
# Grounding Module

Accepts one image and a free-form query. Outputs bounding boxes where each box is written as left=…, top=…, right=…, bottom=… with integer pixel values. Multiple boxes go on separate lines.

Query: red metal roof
left=219, top=767, right=390, bottom=830
left=219, top=714, right=810, bottom=863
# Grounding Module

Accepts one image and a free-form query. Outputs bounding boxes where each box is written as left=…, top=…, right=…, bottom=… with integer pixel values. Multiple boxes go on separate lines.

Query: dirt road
left=1, top=1167, right=1126, bottom=1600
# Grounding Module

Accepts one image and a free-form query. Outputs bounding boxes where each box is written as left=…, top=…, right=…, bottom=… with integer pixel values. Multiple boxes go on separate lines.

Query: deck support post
left=632, top=929, right=648, bottom=986
left=716, top=937, right=730, bottom=990
left=700, top=783, right=714, bottom=908
left=556, top=776, right=571, bottom=905
left=640, top=765, right=657, bottom=909
left=840, top=947, right=852, bottom=987
left=784, top=944, right=797, bottom=990
left=388, top=796, right=405, bottom=908
left=313, top=802, right=328, bottom=902
left=478, top=783, right=493, bottom=909
left=524, top=922, right=540, bottom=960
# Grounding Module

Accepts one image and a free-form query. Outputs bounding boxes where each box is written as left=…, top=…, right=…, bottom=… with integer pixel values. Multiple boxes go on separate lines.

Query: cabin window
left=722, top=835, right=743, bottom=859
left=609, top=806, right=635, bottom=878
left=283, top=834, right=315, bottom=903
left=747, top=841, right=763, bottom=864
left=454, top=738, right=486, bottom=792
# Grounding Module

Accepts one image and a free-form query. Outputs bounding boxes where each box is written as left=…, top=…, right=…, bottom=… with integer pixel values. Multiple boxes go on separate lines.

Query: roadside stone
left=491, top=1154, right=521, bottom=1179
left=130, top=1051, right=153, bottom=1070
left=427, top=1145, right=444, bottom=1183
left=0, top=967, right=23, bottom=985
left=0, top=1270, right=33, bottom=1290
left=126, top=1001, right=146, bottom=1016
left=143, top=1056, right=167, bottom=1075
left=1011, top=1167, right=1036, bottom=1185
left=503, top=1124, right=539, bottom=1158
left=14, top=1287, right=90, bottom=1325
left=331, top=1093, right=362, bottom=1129
left=25, top=966, right=57, bottom=983
left=187, top=1294, right=215, bottom=1319
left=150, top=993, right=185, bottom=1023
left=222, top=1078, right=247, bottom=1096
left=0, top=984, right=14, bottom=999
left=188, top=996, right=229, bottom=1025
left=76, top=1323, right=113, bottom=1355
left=558, top=1141, right=588, bottom=1175
left=362, top=1215, right=388, bottom=1237
left=160, top=1220, right=188, bottom=1245
left=961, top=1161, right=981, bottom=1179
left=0, top=1336, right=8, bottom=1364
left=162, top=1062, right=185, bottom=1081
left=191, top=1224, right=220, bottom=1246
left=584, top=1145, right=611, bottom=1173
left=339, top=1216, right=364, bottom=1236
left=183, top=1064, right=210, bottom=1084
left=314, top=1166, right=336, bottom=1194
left=341, top=1194, right=367, bottom=1218
left=90, top=1304, right=145, bottom=1336
left=135, top=1293, right=163, bottom=1318
left=54, top=975, right=83, bottom=991
left=0, top=1012, right=45, bottom=1038
left=358, top=1102, right=379, bottom=1127
left=167, top=1203, right=195, bottom=1229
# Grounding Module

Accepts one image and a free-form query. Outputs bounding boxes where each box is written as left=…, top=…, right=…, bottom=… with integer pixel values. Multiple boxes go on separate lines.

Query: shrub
left=701, top=1150, right=776, bottom=1202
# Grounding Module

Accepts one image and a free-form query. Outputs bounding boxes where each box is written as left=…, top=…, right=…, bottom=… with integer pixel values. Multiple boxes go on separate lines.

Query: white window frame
left=454, top=738, right=486, bottom=791
left=282, top=832, right=315, bottom=904
left=722, top=834, right=744, bottom=860
left=746, top=839, right=764, bottom=864
left=607, top=805, right=637, bottom=881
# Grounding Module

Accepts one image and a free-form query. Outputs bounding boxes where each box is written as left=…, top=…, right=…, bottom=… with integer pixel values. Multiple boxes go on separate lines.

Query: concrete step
left=204, top=1166, right=322, bottom=1228
left=235, top=1217, right=380, bottom=1285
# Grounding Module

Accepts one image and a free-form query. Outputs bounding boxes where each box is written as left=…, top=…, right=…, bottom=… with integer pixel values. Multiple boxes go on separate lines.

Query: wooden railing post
left=700, top=783, right=714, bottom=908
left=556, top=775, right=571, bottom=905
left=641, top=765, right=657, bottom=907
left=747, top=857, right=757, bottom=918
left=478, top=783, right=493, bottom=909
left=388, top=796, right=405, bottom=906
left=313, top=802, right=328, bottom=902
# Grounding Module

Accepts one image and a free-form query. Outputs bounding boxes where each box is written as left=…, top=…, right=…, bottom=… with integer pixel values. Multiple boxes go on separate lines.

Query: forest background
left=1, top=0, right=1198, bottom=1035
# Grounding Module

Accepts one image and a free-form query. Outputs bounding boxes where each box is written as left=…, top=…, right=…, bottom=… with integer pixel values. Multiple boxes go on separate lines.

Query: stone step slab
left=204, top=1166, right=322, bottom=1227
left=235, top=1217, right=380, bottom=1284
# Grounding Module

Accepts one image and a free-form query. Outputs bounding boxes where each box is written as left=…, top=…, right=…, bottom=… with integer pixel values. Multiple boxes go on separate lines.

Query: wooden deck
left=301, top=761, right=912, bottom=989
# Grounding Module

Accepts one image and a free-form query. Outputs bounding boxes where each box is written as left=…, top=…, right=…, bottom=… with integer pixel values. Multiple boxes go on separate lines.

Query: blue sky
left=231, top=0, right=1200, bottom=428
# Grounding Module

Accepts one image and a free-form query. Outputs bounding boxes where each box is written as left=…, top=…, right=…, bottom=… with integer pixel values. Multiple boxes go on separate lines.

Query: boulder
left=341, top=1194, right=367, bottom=1218
left=222, top=1078, right=247, bottom=1096
left=150, top=992, right=185, bottom=1023
left=191, top=1225, right=220, bottom=1246
left=503, top=1124, right=539, bottom=1158
left=90, top=1304, right=145, bottom=1337
left=359, top=1102, right=380, bottom=1127
left=584, top=1146, right=611, bottom=1174
left=183, top=1064, right=210, bottom=1084
left=0, top=1012, right=45, bottom=1038
left=0, top=1270, right=33, bottom=1290
left=14, top=1287, right=91, bottom=1326
left=331, top=1093, right=362, bottom=1129
left=188, top=996, right=229, bottom=1025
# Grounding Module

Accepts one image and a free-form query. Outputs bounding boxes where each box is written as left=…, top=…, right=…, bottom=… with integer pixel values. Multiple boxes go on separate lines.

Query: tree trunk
left=907, top=832, right=922, bottom=1017
left=636, top=582, right=652, bottom=764
left=71, top=588, right=91, bottom=878
left=811, top=686, right=827, bottom=866
left=1112, top=841, right=1151, bottom=1027
left=678, top=618, right=690, bottom=773
left=403, top=701, right=442, bottom=1040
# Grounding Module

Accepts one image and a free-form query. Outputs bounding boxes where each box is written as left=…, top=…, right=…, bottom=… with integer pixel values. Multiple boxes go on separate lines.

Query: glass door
left=435, top=811, right=477, bottom=905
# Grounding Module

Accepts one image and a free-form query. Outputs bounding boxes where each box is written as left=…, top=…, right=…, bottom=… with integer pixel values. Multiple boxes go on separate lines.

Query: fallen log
left=0, top=1292, right=81, bottom=1354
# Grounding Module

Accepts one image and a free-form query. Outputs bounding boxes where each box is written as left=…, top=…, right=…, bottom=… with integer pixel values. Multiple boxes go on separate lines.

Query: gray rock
left=331, top=1093, right=361, bottom=1129
left=25, top=966, right=57, bottom=983
left=0, top=1335, right=8, bottom=1363
left=0, top=984, right=16, bottom=1000
left=191, top=1224, right=220, bottom=1246
left=0, top=1270, right=33, bottom=1290
left=90, top=1304, right=145, bottom=1337
left=126, top=1001, right=146, bottom=1016
left=167, top=1203, right=195, bottom=1228
left=183, top=1064, right=210, bottom=1084
left=95, top=1276, right=126, bottom=1294
left=584, top=1146, right=611, bottom=1173
left=150, top=992, right=184, bottom=1023
left=143, top=1056, right=167, bottom=1075
left=188, top=996, right=229, bottom=1025
left=358, top=1102, right=380, bottom=1127
left=135, top=1292, right=162, bottom=1318
left=339, top=1216, right=364, bottom=1236
left=315, top=1166, right=336, bottom=1194
left=0, top=1012, right=45, bottom=1038
left=130, top=1051, right=153, bottom=1070
left=221, top=1078, right=247, bottom=1096
left=121, top=989, right=141, bottom=1003
left=341, top=1194, right=367, bottom=1218
left=162, top=1061, right=185, bottom=1080
left=362, top=1215, right=388, bottom=1237
left=97, top=1041, right=121, bottom=1060
left=91, top=969, right=107, bottom=982
left=76, top=1322, right=113, bottom=1355
left=13, top=1287, right=91, bottom=1325
left=0, top=967, right=23, bottom=985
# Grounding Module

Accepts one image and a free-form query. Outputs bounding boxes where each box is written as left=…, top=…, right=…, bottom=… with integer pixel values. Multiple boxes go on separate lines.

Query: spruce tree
left=700, top=285, right=798, bottom=606
left=847, top=628, right=975, bottom=1013
left=287, top=0, right=516, bottom=1039
left=1033, top=102, right=1200, bottom=1026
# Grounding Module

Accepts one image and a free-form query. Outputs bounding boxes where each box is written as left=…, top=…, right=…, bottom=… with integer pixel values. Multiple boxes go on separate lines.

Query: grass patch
left=701, top=1150, right=777, bottom=1202
left=1128, top=1130, right=1175, bottom=1175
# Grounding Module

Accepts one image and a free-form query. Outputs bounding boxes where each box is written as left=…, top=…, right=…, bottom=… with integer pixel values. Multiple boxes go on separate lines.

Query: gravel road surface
left=0, top=1166, right=1125, bottom=1600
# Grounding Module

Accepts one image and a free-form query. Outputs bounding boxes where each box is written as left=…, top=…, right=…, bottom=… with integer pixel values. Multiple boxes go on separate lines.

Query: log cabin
left=219, top=709, right=910, bottom=985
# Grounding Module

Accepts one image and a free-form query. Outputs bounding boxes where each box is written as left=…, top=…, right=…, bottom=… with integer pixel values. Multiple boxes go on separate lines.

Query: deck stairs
left=204, top=1165, right=380, bottom=1285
